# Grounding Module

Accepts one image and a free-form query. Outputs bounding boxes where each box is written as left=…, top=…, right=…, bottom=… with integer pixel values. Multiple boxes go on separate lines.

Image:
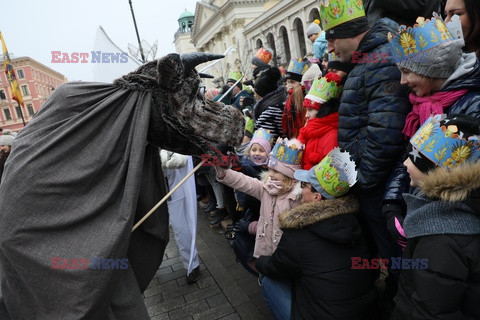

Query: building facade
left=174, top=0, right=321, bottom=87
left=0, top=57, right=67, bottom=131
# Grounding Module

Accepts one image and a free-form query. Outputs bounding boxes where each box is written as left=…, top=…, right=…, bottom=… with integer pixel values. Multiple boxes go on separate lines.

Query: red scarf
left=298, top=113, right=339, bottom=143
left=402, top=89, right=468, bottom=138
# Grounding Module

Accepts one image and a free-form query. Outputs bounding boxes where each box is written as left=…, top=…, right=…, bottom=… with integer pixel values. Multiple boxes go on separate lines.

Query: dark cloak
left=0, top=81, right=169, bottom=319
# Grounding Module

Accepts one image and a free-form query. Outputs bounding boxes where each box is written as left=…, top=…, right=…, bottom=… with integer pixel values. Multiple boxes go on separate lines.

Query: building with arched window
left=174, top=0, right=322, bottom=87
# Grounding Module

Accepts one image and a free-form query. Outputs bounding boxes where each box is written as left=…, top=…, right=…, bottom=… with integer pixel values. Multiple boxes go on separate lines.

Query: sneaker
left=209, top=208, right=228, bottom=225
left=186, top=266, right=200, bottom=284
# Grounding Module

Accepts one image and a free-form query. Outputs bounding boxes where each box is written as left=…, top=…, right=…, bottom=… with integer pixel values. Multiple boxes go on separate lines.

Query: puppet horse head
left=116, top=52, right=245, bottom=157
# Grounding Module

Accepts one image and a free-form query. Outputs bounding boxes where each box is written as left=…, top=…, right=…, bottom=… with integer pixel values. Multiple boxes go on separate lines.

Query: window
left=21, top=85, right=29, bottom=96
left=0, top=90, right=6, bottom=100
left=15, top=106, right=23, bottom=118
left=17, top=69, right=25, bottom=79
left=4, top=109, right=11, bottom=120
left=27, top=104, right=35, bottom=116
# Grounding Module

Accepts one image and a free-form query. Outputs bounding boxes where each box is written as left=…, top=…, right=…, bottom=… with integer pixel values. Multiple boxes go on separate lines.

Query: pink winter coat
left=216, top=168, right=300, bottom=258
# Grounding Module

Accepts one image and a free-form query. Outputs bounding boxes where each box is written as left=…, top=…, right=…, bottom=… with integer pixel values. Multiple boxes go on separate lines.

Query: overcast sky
left=1, top=0, right=199, bottom=81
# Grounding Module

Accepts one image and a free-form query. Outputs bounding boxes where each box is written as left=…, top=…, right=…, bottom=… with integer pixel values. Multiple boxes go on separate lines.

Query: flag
left=0, top=31, right=24, bottom=106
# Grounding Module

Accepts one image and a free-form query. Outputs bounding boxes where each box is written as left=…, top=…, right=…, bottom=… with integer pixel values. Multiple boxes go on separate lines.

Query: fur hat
left=0, top=134, right=14, bottom=146
left=409, top=114, right=480, bottom=173
left=254, top=66, right=281, bottom=97
left=268, top=138, right=304, bottom=178
left=307, top=19, right=322, bottom=36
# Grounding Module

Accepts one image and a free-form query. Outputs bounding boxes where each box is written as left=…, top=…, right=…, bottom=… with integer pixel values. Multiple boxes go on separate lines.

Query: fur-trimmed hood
left=279, top=194, right=362, bottom=244
left=420, top=161, right=480, bottom=202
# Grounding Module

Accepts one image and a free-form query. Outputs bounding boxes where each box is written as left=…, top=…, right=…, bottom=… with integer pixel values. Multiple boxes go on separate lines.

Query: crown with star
left=410, top=114, right=480, bottom=170
left=286, top=58, right=310, bottom=77
left=303, top=72, right=343, bottom=110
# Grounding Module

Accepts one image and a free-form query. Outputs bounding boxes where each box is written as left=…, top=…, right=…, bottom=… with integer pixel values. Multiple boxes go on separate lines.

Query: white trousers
left=164, top=157, right=200, bottom=275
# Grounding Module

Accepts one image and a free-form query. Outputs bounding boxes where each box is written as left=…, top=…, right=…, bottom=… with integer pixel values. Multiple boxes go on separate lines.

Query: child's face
left=269, top=169, right=286, bottom=182
left=304, top=107, right=318, bottom=121
left=403, top=157, right=427, bottom=187
left=250, top=143, right=268, bottom=165
left=400, top=68, right=434, bottom=97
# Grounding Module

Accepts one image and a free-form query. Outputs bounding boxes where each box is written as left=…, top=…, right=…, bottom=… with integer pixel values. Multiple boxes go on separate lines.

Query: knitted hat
left=307, top=19, right=322, bottom=36
left=303, top=72, right=343, bottom=110
left=409, top=114, right=480, bottom=173
left=285, top=58, right=311, bottom=82
left=301, top=63, right=322, bottom=93
left=254, top=66, right=281, bottom=97
left=294, top=147, right=357, bottom=199
left=0, top=134, right=14, bottom=146
left=319, top=0, right=369, bottom=40
left=389, top=13, right=464, bottom=79
left=251, top=48, right=272, bottom=67
left=249, top=128, right=275, bottom=154
left=268, top=138, right=304, bottom=179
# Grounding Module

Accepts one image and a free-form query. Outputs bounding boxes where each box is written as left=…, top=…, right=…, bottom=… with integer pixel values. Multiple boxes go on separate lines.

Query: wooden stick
left=132, top=158, right=207, bottom=232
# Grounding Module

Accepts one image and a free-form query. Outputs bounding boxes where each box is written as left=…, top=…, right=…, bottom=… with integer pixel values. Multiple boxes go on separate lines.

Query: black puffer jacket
left=255, top=195, right=377, bottom=320
left=338, top=18, right=411, bottom=190
left=392, top=161, right=480, bottom=319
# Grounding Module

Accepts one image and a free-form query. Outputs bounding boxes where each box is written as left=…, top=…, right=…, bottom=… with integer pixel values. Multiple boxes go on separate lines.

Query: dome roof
left=178, top=9, right=194, bottom=20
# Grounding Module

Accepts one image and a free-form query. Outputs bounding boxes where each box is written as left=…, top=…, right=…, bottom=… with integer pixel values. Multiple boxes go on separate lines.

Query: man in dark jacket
left=319, top=0, right=411, bottom=309
left=255, top=148, right=377, bottom=320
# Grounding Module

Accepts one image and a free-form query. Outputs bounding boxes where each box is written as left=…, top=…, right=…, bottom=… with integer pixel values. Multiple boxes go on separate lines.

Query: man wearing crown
left=320, top=0, right=411, bottom=313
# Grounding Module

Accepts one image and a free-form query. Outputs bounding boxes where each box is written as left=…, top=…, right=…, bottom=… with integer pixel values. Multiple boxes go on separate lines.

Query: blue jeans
left=260, top=276, right=292, bottom=320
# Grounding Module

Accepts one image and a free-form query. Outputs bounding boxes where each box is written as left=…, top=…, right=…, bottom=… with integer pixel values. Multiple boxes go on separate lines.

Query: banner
left=0, top=31, right=24, bottom=107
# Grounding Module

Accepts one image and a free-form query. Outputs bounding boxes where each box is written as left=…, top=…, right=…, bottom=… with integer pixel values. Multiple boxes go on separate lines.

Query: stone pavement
left=143, top=209, right=273, bottom=320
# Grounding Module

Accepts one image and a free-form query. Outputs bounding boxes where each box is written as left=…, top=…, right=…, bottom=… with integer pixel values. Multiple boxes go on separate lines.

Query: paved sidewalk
left=143, top=209, right=273, bottom=320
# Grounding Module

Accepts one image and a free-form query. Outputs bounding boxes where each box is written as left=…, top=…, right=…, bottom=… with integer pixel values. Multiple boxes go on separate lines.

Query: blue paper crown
left=287, top=58, right=310, bottom=76
left=271, top=138, right=304, bottom=165
left=410, top=115, right=480, bottom=169
left=388, top=13, right=454, bottom=64
left=251, top=128, right=275, bottom=145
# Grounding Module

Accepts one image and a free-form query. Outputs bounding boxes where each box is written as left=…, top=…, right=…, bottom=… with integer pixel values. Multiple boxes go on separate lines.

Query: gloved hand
left=233, top=218, right=251, bottom=233
left=383, top=202, right=407, bottom=249
left=160, top=149, right=189, bottom=169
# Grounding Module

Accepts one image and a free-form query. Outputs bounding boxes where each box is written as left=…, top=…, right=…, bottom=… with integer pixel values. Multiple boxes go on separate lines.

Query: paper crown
left=244, top=116, right=255, bottom=137
left=410, top=114, right=480, bottom=170
left=251, top=128, right=275, bottom=146
left=319, top=0, right=366, bottom=31
left=328, top=52, right=340, bottom=62
left=255, top=48, right=272, bottom=65
left=388, top=13, right=455, bottom=64
left=271, top=137, right=304, bottom=165
left=227, top=71, right=243, bottom=82
left=287, top=58, right=310, bottom=76
left=303, top=72, right=343, bottom=110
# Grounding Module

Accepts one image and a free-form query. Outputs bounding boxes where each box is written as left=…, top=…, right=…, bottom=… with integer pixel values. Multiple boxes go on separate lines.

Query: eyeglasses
left=300, top=181, right=317, bottom=193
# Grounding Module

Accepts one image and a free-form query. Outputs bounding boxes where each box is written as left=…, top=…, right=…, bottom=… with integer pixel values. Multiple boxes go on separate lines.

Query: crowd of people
left=192, top=0, right=480, bottom=319
left=1, top=0, right=479, bottom=318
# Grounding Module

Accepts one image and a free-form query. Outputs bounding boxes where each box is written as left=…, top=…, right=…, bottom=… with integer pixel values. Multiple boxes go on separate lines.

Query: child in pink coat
left=216, top=138, right=304, bottom=269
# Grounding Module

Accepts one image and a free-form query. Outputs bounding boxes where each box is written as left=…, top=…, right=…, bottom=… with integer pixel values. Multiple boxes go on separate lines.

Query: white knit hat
left=0, top=135, right=14, bottom=146
left=307, top=19, right=321, bottom=36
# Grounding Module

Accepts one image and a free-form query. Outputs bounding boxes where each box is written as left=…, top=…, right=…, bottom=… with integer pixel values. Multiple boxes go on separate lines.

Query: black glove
left=233, top=218, right=251, bottom=233
left=383, top=202, right=407, bottom=249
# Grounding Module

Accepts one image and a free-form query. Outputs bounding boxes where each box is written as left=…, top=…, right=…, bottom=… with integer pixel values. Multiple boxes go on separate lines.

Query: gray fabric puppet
left=0, top=53, right=244, bottom=319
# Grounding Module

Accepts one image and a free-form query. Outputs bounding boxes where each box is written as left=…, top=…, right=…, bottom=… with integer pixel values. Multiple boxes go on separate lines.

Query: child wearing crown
left=254, top=148, right=377, bottom=320
left=384, top=12, right=480, bottom=249
left=215, top=138, right=304, bottom=273
left=392, top=114, right=480, bottom=319
left=298, top=72, right=343, bottom=170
